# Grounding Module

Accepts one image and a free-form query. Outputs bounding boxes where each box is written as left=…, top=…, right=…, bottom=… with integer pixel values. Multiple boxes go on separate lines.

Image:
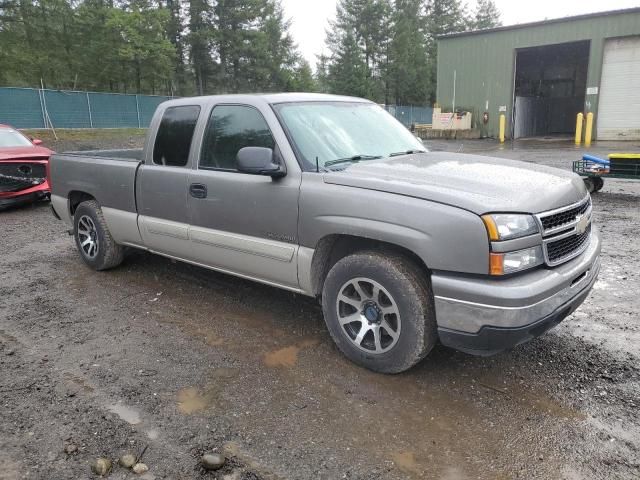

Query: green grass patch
left=22, top=128, right=147, bottom=142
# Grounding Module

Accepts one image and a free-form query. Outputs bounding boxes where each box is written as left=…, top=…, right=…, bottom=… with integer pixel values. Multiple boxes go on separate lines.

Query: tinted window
left=200, top=105, right=275, bottom=170
left=153, top=106, right=200, bottom=166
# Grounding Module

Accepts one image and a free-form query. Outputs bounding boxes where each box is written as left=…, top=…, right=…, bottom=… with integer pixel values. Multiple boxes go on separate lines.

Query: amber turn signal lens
left=489, top=253, right=504, bottom=275
left=482, top=215, right=500, bottom=241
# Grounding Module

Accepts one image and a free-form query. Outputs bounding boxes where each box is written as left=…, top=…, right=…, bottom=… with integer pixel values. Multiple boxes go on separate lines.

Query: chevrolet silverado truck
left=49, top=93, right=601, bottom=373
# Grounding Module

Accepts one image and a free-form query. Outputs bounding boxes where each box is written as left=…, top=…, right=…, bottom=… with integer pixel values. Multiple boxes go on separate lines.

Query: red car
left=0, top=124, right=53, bottom=209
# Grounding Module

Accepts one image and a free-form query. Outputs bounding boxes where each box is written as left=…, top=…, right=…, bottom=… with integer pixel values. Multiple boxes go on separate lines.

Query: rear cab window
left=153, top=105, right=200, bottom=166
left=200, top=105, right=275, bottom=170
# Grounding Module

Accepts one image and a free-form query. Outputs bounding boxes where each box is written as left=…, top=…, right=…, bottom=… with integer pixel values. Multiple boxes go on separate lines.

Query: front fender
left=299, top=175, right=490, bottom=275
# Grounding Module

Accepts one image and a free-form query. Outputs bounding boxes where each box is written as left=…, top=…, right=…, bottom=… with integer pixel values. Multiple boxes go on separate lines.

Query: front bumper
left=433, top=226, right=601, bottom=355
left=0, top=187, right=50, bottom=209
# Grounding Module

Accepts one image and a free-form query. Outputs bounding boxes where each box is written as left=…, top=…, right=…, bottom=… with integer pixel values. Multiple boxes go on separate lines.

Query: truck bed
left=50, top=150, right=142, bottom=214
left=61, top=149, right=144, bottom=161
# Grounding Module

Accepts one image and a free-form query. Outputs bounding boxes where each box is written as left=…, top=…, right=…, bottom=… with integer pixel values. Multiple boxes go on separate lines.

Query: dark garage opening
left=513, top=41, right=590, bottom=139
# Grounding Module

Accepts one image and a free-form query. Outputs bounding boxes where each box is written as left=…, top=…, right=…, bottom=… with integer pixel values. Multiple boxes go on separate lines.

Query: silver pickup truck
left=50, top=93, right=601, bottom=373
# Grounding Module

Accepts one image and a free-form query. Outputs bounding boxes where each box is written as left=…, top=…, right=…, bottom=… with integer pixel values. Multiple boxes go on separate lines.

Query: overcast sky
left=282, top=0, right=640, bottom=66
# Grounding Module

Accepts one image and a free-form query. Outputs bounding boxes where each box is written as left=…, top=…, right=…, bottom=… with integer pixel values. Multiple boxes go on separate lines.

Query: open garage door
left=513, top=41, right=589, bottom=139
left=598, top=36, right=640, bottom=141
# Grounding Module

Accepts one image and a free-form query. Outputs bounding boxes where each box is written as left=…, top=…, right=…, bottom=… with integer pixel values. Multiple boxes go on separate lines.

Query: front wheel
left=73, top=200, right=124, bottom=271
left=321, top=251, right=437, bottom=373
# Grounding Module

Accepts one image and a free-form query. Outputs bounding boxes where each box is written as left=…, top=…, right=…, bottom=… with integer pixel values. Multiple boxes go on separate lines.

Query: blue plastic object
left=582, top=154, right=610, bottom=166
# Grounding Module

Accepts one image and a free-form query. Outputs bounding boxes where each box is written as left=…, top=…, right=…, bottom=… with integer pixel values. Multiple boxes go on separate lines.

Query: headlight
left=490, top=246, right=544, bottom=275
left=482, top=214, right=539, bottom=241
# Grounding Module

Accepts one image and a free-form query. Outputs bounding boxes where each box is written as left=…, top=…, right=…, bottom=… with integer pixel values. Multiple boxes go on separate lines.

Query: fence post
left=86, top=92, right=94, bottom=128
left=135, top=95, right=141, bottom=128
left=38, top=89, right=47, bottom=129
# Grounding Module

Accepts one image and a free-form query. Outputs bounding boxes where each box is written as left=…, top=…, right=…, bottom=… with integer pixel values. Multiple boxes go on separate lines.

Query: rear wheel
left=321, top=251, right=437, bottom=373
left=593, top=177, right=604, bottom=192
left=73, top=200, right=124, bottom=271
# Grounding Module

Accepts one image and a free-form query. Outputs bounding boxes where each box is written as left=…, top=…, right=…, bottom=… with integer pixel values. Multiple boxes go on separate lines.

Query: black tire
left=583, top=177, right=596, bottom=193
left=73, top=200, right=124, bottom=271
left=593, top=177, right=604, bottom=192
left=321, top=251, right=437, bottom=374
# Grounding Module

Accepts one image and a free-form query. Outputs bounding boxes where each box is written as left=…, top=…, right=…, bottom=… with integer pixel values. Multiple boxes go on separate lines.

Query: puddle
left=63, top=372, right=95, bottom=394
left=177, top=387, right=215, bottom=414
left=391, top=451, right=422, bottom=475
left=263, top=339, right=318, bottom=368
left=203, top=332, right=224, bottom=346
left=107, top=402, right=141, bottom=425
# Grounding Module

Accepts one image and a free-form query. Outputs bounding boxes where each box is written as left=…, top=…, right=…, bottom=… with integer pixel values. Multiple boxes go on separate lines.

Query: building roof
left=439, top=7, right=640, bottom=40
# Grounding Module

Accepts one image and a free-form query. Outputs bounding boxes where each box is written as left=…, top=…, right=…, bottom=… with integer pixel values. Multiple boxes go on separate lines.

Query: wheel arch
left=68, top=191, right=97, bottom=216
left=309, top=234, right=431, bottom=298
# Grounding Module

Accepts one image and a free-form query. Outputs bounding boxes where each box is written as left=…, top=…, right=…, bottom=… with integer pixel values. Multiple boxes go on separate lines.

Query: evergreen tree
left=106, top=0, right=175, bottom=94
left=390, top=0, right=430, bottom=105
left=325, top=0, right=392, bottom=103
left=250, top=0, right=299, bottom=91
left=189, top=0, right=214, bottom=95
left=288, top=58, right=317, bottom=92
left=328, top=28, right=369, bottom=98
left=314, top=53, right=331, bottom=93
left=471, top=0, right=501, bottom=30
left=424, top=0, right=467, bottom=103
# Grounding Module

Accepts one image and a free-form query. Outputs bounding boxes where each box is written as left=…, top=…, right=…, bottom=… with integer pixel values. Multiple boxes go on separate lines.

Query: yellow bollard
left=499, top=114, right=505, bottom=143
left=575, top=112, right=583, bottom=145
left=585, top=112, right=594, bottom=147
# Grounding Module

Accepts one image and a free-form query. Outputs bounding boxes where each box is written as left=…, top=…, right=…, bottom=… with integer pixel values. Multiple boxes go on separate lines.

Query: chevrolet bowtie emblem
left=576, top=214, right=590, bottom=234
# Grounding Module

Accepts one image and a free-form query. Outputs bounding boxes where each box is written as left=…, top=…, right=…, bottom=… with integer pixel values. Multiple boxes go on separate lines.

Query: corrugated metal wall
left=0, top=87, right=174, bottom=129
left=436, top=9, right=640, bottom=139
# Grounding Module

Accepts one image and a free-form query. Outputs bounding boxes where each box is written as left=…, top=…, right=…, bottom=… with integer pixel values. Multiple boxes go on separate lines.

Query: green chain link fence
left=385, top=105, right=433, bottom=127
left=0, top=87, right=432, bottom=130
left=0, top=87, right=175, bottom=129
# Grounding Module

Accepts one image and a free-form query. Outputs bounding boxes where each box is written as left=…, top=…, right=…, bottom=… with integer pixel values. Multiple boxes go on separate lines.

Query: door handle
left=189, top=183, right=207, bottom=199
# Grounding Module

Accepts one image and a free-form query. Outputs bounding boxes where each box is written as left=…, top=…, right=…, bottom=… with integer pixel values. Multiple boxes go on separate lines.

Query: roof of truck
left=161, top=92, right=372, bottom=108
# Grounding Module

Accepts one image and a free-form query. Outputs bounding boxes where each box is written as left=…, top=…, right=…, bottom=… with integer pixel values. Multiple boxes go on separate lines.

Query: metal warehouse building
left=436, top=8, right=640, bottom=140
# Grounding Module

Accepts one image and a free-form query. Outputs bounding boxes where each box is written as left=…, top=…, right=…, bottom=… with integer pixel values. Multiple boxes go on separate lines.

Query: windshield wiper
left=389, top=149, right=427, bottom=157
left=324, top=154, right=383, bottom=168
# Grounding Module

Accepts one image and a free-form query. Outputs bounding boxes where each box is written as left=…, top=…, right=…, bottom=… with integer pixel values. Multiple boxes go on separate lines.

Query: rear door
left=187, top=103, right=301, bottom=289
left=137, top=104, right=200, bottom=258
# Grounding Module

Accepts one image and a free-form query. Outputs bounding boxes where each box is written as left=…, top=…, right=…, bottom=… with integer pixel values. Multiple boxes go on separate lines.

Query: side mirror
left=236, top=147, right=286, bottom=178
left=32, top=138, right=43, bottom=146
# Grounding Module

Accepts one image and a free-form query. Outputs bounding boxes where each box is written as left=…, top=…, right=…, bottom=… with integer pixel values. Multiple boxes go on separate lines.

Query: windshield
left=274, top=102, right=425, bottom=170
left=0, top=129, right=34, bottom=148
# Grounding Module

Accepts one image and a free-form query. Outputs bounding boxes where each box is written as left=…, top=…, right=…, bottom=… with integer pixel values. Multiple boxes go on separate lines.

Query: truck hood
left=322, top=152, right=587, bottom=214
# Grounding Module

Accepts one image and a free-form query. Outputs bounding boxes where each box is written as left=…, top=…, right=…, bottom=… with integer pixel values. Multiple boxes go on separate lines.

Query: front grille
left=546, top=225, right=591, bottom=263
left=536, top=195, right=593, bottom=266
left=0, top=163, right=46, bottom=193
left=540, top=197, right=591, bottom=232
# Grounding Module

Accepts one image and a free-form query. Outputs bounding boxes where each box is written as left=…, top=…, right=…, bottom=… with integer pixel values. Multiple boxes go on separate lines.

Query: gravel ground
left=0, top=134, right=639, bottom=480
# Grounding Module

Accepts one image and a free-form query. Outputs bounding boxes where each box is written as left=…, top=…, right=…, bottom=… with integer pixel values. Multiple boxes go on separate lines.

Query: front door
left=187, top=104, right=300, bottom=288
left=137, top=104, right=200, bottom=258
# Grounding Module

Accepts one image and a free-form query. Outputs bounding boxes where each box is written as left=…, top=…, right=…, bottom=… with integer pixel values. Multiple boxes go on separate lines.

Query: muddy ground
left=0, top=134, right=639, bottom=480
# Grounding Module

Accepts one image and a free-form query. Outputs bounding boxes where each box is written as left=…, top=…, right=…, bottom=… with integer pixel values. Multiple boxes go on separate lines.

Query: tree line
left=0, top=0, right=500, bottom=106
left=320, top=0, right=501, bottom=105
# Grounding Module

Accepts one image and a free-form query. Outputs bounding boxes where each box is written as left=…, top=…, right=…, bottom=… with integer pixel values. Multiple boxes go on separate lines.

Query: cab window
left=152, top=105, right=200, bottom=166
left=200, top=105, right=275, bottom=170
